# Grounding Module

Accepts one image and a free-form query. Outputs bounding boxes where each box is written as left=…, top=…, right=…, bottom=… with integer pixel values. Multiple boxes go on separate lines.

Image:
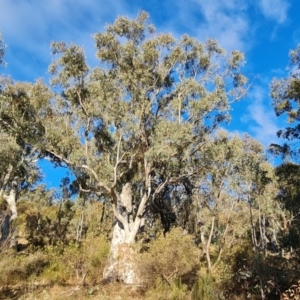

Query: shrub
left=42, top=234, right=109, bottom=285
left=144, top=278, right=189, bottom=300
left=0, top=250, right=49, bottom=285
left=139, top=228, right=199, bottom=287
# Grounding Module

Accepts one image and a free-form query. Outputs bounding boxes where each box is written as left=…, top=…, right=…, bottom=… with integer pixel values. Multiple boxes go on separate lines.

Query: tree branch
left=45, top=148, right=71, bottom=165
left=81, top=164, right=110, bottom=193
left=76, top=90, right=89, bottom=117
left=112, top=134, right=125, bottom=188
left=206, top=216, right=215, bottom=272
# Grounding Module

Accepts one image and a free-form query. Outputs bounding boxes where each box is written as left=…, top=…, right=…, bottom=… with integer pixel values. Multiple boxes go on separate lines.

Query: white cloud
left=0, top=0, right=130, bottom=80
left=241, top=85, right=280, bottom=146
left=196, top=0, right=248, bottom=20
left=0, top=0, right=292, bottom=85
left=169, top=0, right=291, bottom=53
left=197, top=14, right=249, bottom=52
left=258, top=0, right=290, bottom=23
left=0, top=0, right=128, bottom=44
left=189, top=0, right=250, bottom=51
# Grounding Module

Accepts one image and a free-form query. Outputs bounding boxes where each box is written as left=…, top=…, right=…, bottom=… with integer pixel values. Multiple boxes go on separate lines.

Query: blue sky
left=0, top=0, right=298, bottom=184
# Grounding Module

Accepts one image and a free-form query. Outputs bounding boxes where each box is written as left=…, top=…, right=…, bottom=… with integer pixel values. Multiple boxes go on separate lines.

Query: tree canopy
left=0, top=33, right=5, bottom=67
left=271, top=45, right=300, bottom=160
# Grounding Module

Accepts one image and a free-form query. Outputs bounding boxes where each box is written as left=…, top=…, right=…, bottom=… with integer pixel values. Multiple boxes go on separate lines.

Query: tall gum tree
left=270, top=44, right=300, bottom=160
left=1, top=13, right=247, bottom=283
left=194, top=131, right=275, bottom=274
left=0, top=36, right=16, bottom=244
left=0, top=34, right=42, bottom=245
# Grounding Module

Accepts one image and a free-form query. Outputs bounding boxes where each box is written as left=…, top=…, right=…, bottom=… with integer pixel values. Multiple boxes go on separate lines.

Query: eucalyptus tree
left=195, top=131, right=248, bottom=272
left=232, top=136, right=278, bottom=299
left=0, top=37, right=43, bottom=245
left=196, top=133, right=276, bottom=299
left=0, top=81, right=43, bottom=246
left=48, top=12, right=247, bottom=283
left=0, top=33, right=5, bottom=67
left=270, top=44, right=300, bottom=160
left=233, top=135, right=275, bottom=252
left=270, top=45, right=300, bottom=250
left=275, top=162, right=300, bottom=250
left=0, top=35, right=23, bottom=244
left=194, top=131, right=275, bottom=274
left=0, top=12, right=247, bottom=282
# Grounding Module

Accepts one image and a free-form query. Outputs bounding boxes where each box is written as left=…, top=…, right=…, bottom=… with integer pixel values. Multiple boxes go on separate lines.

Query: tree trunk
left=206, top=216, right=215, bottom=273
left=103, top=222, right=140, bottom=284
left=103, top=185, right=147, bottom=285
left=0, top=184, right=17, bottom=248
left=0, top=211, right=10, bottom=243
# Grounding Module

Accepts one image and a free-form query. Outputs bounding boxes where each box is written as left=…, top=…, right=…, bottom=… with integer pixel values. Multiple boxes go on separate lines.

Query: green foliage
left=270, top=44, right=300, bottom=159
left=0, top=32, right=5, bottom=67
left=144, top=278, right=189, bottom=300
left=0, top=250, right=49, bottom=285
left=17, top=199, right=74, bottom=246
left=42, top=235, right=109, bottom=284
left=139, top=228, right=199, bottom=287
left=275, top=162, right=300, bottom=214
left=0, top=79, right=51, bottom=149
left=221, top=242, right=300, bottom=300
left=191, top=276, right=218, bottom=300
left=275, top=162, right=300, bottom=250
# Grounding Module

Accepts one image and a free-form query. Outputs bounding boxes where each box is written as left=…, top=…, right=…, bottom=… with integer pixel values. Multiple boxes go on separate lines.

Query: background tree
left=0, top=40, right=42, bottom=246
left=0, top=32, right=5, bottom=67
left=270, top=44, right=300, bottom=160
left=275, top=162, right=300, bottom=250
left=195, top=132, right=256, bottom=273
left=270, top=44, right=300, bottom=248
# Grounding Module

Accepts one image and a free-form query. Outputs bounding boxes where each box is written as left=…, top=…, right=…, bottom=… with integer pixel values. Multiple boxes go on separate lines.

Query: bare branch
left=0, top=117, right=13, bottom=131
left=206, top=216, right=215, bottom=272
left=76, top=90, right=89, bottom=117
left=45, top=148, right=71, bottom=165
left=153, top=177, right=169, bottom=197
left=112, top=134, right=125, bottom=188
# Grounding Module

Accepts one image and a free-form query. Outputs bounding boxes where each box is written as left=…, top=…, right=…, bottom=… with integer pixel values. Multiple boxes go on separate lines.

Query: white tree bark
left=5, top=187, right=17, bottom=221
left=103, top=184, right=148, bottom=284
left=0, top=180, right=17, bottom=247
left=103, top=222, right=139, bottom=284
left=120, top=183, right=132, bottom=214
left=103, top=160, right=155, bottom=284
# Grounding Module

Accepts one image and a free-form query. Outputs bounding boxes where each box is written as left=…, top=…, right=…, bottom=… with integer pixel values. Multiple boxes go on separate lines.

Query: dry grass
left=1, top=282, right=146, bottom=300
left=0, top=250, right=49, bottom=286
